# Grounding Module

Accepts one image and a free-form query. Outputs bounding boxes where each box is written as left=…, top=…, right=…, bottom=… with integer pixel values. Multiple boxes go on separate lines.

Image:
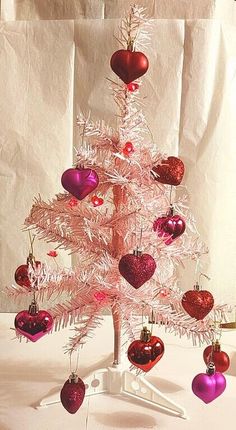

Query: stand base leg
left=37, top=365, right=187, bottom=419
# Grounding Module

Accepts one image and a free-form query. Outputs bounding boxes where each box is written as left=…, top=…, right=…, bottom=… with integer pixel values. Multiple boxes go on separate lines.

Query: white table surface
left=0, top=313, right=235, bottom=430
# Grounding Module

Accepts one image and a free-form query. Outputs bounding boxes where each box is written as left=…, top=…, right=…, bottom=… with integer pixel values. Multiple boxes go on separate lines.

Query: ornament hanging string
left=69, top=349, right=80, bottom=375
left=28, top=231, right=36, bottom=256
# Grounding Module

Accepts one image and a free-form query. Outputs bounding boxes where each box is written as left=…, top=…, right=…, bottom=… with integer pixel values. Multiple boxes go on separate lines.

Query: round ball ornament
left=192, top=362, right=226, bottom=403
left=119, top=248, right=156, bottom=289
left=203, top=340, right=230, bottom=373
left=152, top=156, right=185, bottom=186
left=128, top=326, right=164, bottom=372
left=153, top=206, right=186, bottom=245
left=61, top=166, right=99, bottom=200
left=14, top=300, right=53, bottom=342
left=14, top=253, right=41, bottom=288
left=110, top=49, right=149, bottom=84
left=60, top=372, right=85, bottom=414
left=181, top=282, right=214, bottom=320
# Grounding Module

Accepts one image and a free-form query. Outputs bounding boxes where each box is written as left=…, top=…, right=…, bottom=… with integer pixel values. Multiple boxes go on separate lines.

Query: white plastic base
left=37, top=365, right=187, bottom=419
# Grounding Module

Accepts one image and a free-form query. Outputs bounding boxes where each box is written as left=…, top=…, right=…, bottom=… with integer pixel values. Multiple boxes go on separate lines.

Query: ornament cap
left=28, top=300, right=39, bottom=315
left=140, top=326, right=152, bottom=342
left=206, top=362, right=216, bottom=375
left=133, top=247, right=142, bottom=257
left=194, top=282, right=200, bottom=291
left=69, top=372, right=79, bottom=384
left=213, top=339, right=221, bottom=352
left=169, top=205, right=174, bottom=216
left=27, top=253, right=35, bottom=265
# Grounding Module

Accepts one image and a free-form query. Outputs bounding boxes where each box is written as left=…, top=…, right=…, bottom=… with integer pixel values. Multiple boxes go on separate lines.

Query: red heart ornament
left=110, top=49, right=149, bottom=84
left=15, top=261, right=41, bottom=288
left=182, top=289, right=214, bottom=320
left=152, top=156, right=185, bottom=186
left=153, top=213, right=186, bottom=245
left=119, top=252, right=156, bottom=289
left=60, top=375, right=85, bottom=414
left=14, top=308, right=54, bottom=342
left=203, top=342, right=230, bottom=373
left=128, top=327, right=164, bottom=372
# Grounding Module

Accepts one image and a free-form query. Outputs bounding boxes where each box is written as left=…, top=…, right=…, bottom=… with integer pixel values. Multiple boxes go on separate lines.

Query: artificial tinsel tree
left=8, top=5, right=232, bottom=417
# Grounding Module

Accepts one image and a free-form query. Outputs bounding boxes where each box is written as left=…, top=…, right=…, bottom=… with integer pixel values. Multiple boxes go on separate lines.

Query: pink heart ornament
left=192, top=372, right=226, bottom=403
left=61, top=167, right=99, bottom=200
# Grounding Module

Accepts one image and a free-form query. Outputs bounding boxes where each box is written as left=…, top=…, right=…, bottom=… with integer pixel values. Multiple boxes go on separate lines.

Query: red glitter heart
left=119, top=253, right=156, bottom=289
left=152, top=156, right=184, bottom=186
left=182, top=290, right=214, bottom=320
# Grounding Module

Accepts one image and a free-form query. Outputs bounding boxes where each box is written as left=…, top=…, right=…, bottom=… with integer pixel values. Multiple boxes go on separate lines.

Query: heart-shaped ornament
left=110, top=49, right=149, bottom=84
left=153, top=213, right=186, bottom=245
left=119, top=251, right=156, bottom=289
left=60, top=374, right=85, bottom=414
left=15, top=307, right=54, bottom=342
left=61, top=167, right=99, bottom=200
left=203, top=342, right=230, bottom=373
left=182, top=288, right=214, bottom=320
left=128, top=327, right=164, bottom=372
left=15, top=261, right=41, bottom=288
left=192, top=370, right=226, bottom=403
left=152, top=156, right=185, bottom=186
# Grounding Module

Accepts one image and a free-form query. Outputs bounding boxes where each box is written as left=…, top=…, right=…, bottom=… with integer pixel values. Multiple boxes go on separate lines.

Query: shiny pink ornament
left=192, top=364, right=226, bottom=403
left=153, top=209, right=185, bottom=245
left=61, top=167, right=99, bottom=200
left=60, top=374, right=85, bottom=414
left=14, top=302, right=53, bottom=342
left=119, top=250, right=156, bottom=289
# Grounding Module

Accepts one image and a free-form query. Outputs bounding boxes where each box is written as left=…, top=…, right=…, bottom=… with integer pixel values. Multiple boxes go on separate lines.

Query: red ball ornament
left=152, top=156, right=185, bottom=186
left=14, top=300, right=54, bottom=342
left=91, top=195, right=104, bottom=207
left=60, top=373, right=85, bottom=414
left=128, top=326, right=164, bottom=372
left=15, top=255, right=41, bottom=288
left=110, top=49, right=149, bottom=84
left=203, top=341, right=230, bottom=373
left=119, top=249, right=156, bottom=289
left=182, top=283, right=214, bottom=320
left=153, top=207, right=186, bottom=245
left=127, top=82, right=139, bottom=92
left=122, top=141, right=134, bottom=156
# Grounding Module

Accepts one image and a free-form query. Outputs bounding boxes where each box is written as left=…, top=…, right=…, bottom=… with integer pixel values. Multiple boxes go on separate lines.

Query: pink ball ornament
left=192, top=363, right=226, bottom=404
left=61, top=167, right=99, bottom=200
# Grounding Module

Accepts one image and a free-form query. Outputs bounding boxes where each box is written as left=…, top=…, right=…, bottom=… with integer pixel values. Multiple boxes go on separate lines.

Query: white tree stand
left=37, top=363, right=187, bottom=418
left=36, top=307, right=187, bottom=419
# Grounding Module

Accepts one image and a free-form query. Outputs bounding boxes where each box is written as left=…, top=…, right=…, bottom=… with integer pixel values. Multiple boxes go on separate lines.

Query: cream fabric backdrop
left=0, top=0, right=236, bottom=311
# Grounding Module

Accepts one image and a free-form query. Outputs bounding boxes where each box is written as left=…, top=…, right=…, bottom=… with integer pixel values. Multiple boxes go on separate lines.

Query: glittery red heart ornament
left=127, top=327, right=164, bottom=372
left=110, top=49, right=149, bottom=84
left=119, top=251, right=156, bottom=289
left=152, top=156, right=184, bottom=186
left=203, top=341, right=230, bottom=373
left=60, top=374, right=85, bottom=414
left=182, top=287, right=214, bottom=320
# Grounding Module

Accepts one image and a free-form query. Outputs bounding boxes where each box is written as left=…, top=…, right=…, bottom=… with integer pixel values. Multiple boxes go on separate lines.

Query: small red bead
left=47, top=250, right=58, bottom=257
left=127, top=82, right=139, bottom=92
left=68, top=197, right=78, bottom=207
left=122, top=141, right=134, bottom=157
left=91, top=195, right=104, bottom=207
